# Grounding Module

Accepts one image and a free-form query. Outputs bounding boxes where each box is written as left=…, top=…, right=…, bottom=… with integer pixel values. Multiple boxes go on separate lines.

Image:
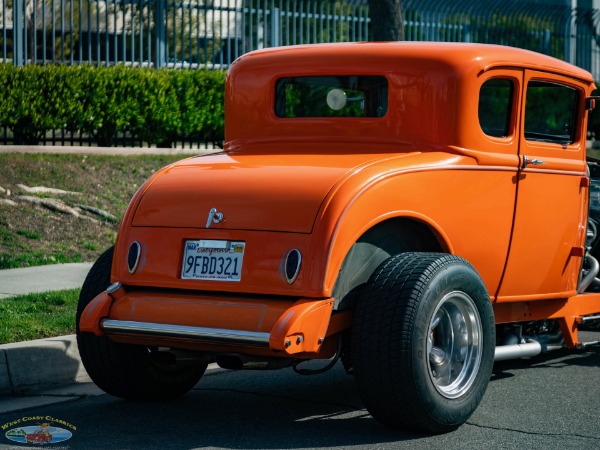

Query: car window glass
left=478, top=78, right=514, bottom=138
left=275, top=76, right=388, bottom=118
left=524, top=81, right=578, bottom=144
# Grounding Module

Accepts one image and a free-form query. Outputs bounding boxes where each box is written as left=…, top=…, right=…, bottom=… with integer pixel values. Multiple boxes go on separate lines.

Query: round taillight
left=127, top=241, right=141, bottom=274
left=283, top=249, right=302, bottom=284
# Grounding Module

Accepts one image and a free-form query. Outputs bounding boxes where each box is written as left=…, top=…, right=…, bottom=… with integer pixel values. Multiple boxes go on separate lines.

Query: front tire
left=76, top=246, right=208, bottom=400
left=352, top=252, right=495, bottom=433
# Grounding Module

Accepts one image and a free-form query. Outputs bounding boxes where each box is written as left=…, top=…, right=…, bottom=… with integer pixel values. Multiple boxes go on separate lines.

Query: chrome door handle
left=522, top=156, right=545, bottom=169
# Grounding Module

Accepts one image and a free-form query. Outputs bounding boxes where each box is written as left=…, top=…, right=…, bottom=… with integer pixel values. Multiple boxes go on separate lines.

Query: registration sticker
left=181, top=240, right=245, bottom=281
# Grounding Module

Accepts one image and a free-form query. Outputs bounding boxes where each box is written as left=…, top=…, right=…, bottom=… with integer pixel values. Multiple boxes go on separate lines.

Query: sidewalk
left=0, top=263, right=93, bottom=299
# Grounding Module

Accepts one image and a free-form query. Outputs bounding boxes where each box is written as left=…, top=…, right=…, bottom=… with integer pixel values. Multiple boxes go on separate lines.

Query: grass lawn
left=0, top=289, right=80, bottom=344
left=0, top=153, right=197, bottom=343
left=0, top=153, right=187, bottom=269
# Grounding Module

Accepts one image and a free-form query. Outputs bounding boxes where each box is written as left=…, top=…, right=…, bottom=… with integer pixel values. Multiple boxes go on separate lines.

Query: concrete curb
left=0, top=334, right=225, bottom=396
left=0, top=335, right=88, bottom=395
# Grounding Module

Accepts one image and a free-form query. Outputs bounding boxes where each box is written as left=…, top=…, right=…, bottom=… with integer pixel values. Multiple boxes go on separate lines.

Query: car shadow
left=61, top=365, right=448, bottom=449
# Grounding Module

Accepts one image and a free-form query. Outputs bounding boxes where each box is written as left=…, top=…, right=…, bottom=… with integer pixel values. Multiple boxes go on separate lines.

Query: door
left=497, top=70, right=588, bottom=301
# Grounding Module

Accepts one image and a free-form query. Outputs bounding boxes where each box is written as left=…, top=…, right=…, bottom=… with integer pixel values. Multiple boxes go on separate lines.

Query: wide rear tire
left=76, top=246, right=208, bottom=400
left=352, top=252, right=495, bottom=433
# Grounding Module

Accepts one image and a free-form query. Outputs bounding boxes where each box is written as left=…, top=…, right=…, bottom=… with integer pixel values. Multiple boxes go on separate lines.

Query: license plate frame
left=181, top=239, right=245, bottom=282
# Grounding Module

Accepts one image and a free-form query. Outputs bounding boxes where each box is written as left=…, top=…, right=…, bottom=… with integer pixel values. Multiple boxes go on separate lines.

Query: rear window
left=275, top=76, right=388, bottom=118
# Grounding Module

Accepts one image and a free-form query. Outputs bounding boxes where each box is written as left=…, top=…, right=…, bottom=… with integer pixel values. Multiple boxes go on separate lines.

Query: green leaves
left=168, top=69, right=226, bottom=144
left=0, top=63, right=226, bottom=147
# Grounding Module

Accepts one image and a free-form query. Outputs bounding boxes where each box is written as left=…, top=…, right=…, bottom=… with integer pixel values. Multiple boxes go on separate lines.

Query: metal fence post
left=576, top=6, right=593, bottom=73
left=12, top=0, right=24, bottom=65
left=543, top=29, right=551, bottom=55
left=155, top=0, right=166, bottom=68
left=271, top=6, right=280, bottom=47
left=463, top=23, right=471, bottom=43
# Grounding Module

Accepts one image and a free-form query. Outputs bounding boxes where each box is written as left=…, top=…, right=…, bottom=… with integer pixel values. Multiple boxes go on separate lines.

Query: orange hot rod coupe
left=77, top=42, right=600, bottom=433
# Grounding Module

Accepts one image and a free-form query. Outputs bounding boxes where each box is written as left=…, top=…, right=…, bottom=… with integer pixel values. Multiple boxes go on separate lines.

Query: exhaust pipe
left=578, top=253, right=600, bottom=294
left=494, top=339, right=542, bottom=362
left=494, top=339, right=565, bottom=362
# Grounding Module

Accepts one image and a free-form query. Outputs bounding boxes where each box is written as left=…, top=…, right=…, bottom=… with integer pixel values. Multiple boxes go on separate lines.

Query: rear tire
left=76, top=246, right=208, bottom=400
left=352, top=252, right=495, bottom=433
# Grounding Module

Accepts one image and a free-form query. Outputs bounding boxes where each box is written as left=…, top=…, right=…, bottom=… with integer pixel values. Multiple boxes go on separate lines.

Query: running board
left=101, top=319, right=271, bottom=347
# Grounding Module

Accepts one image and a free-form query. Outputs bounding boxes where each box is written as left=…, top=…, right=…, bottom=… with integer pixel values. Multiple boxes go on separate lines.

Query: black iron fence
left=2, top=0, right=369, bottom=68
left=403, top=0, right=600, bottom=82
left=2, top=0, right=600, bottom=147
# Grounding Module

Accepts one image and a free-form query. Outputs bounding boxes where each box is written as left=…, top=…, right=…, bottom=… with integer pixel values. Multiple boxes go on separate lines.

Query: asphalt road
left=1, top=334, right=599, bottom=450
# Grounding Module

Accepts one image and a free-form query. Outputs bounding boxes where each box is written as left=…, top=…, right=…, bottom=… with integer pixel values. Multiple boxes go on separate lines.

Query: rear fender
left=328, top=216, right=448, bottom=310
left=314, top=164, right=516, bottom=303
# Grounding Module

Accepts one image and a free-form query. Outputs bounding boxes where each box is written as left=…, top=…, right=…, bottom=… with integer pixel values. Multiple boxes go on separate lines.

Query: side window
left=479, top=78, right=514, bottom=138
left=524, top=81, right=578, bottom=144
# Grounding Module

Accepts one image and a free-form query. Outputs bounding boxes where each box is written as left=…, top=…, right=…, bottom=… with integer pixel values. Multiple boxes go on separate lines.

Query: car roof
left=225, top=42, right=595, bottom=152
left=233, top=42, right=594, bottom=84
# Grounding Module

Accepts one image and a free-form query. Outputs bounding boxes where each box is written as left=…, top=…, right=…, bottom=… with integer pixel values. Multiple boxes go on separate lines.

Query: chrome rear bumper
left=101, top=319, right=271, bottom=347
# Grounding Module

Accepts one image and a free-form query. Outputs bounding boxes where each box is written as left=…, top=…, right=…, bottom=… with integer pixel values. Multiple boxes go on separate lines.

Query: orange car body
left=81, top=42, right=600, bottom=359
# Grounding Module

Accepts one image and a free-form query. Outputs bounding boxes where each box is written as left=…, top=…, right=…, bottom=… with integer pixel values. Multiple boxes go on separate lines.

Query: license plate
left=181, top=240, right=245, bottom=281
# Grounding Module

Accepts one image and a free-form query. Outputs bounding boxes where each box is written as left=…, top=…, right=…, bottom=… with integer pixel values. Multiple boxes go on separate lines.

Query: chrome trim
left=580, top=314, right=600, bottom=324
left=101, top=319, right=271, bottom=347
left=578, top=254, right=600, bottom=294
left=522, top=155, right=546, bottom=169
left=577, top=340, right=600, bottom=349
left=427, top=291, right=482, bottom=399
left=106, top=282, right=122, bottom=294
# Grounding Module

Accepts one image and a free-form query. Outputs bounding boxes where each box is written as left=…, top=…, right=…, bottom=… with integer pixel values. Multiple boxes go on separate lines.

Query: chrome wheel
left=427, top=291, right=482, bottom=399
left=352, top=253, right=494, bottom=432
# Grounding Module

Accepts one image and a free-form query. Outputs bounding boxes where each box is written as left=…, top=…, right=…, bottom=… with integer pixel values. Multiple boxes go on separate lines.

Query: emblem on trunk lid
left=206, top=208, right=224, bottom=228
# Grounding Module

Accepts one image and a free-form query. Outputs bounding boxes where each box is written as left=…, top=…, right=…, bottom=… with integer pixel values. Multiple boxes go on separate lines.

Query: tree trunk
left=369, top=0, right=405, bottom=41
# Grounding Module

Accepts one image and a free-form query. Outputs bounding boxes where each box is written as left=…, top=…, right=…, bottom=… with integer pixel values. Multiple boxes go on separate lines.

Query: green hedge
left=0, top=63, right=226, bottom=147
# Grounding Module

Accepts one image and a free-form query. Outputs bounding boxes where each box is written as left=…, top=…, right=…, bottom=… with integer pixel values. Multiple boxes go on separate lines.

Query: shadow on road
left=63, top=366, right=439, bottom=449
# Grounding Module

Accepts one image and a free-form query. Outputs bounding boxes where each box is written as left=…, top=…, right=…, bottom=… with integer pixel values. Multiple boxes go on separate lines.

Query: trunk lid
left=132, top=152, right=379, bottom=233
